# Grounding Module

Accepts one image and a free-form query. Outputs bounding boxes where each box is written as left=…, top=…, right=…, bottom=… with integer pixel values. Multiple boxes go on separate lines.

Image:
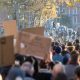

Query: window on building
left=75, top=7, right=78, bottom=14
left=73, top=9, right=75, bottom=15
left=73, top=16, right=77, bottom=24
left=69, top=7, right=70, bottom=15
left=77, top=16, right=80, bottom=24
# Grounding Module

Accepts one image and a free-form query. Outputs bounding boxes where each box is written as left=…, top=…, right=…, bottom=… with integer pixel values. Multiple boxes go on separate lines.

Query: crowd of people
left=0, top=39, right=80, bottom=80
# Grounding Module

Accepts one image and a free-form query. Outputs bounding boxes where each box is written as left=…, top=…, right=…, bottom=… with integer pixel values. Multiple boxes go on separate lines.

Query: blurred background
left=0, top=0, right=80, bottom=42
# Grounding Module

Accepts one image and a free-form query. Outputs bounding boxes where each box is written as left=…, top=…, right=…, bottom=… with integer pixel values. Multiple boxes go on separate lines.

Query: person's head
left=67, top=42, right=73, bottom=46
left=55, top=42, right=59, bottom=46
left=70, top=53, right=78, bottom=65
left=15, top=54, right=24, bottom=65
left=30, top=56, right=39, bottom=76
left=14, top=60, right=20, bottom=66
left=55, top=73, right=68, bottom=80
left=21, top=61, right=34, bottom=76
left=48, top=62, right=55, bottom=70
left=71, top=51, right=77, bottom=55
left=55, top=46, right=62, bottom=54
left=67, top=46, right=74, bottom=53
left=52, top=63, right=65, bottom=77
left=62, top=44, right=65, bottom=51
left=39, top=60, right=47, bottom=69
left=67, top=42, right=74, bottom=53
left=61, top=51, right=68, bottom=56
left=52, top=46, right=56, bottom=53
left=51, top=42, right=55, bottom=47
left=75, top=44, right=80, bottom=51
left=75, top=66, right=80, bottom=80
left=25, top=56, right=33, bottom=64
left=51, top=42, right=55, bottom=52
left=6, top=66, right=25, bottom=80
left=75, top=39, right=79, bottom=44
left=63, top=56, right=69, bottom=65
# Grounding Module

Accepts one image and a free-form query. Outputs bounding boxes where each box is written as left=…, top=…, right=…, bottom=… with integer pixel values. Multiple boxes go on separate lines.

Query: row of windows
left=56, top=15, right=79, bottom=25
left=57, top=7, right=80, bottom=15
left=73, top=16, right=77, bottom=24
left=57, top=7, right=80, bottom=25
left=72, top=16, right=80, bottom=25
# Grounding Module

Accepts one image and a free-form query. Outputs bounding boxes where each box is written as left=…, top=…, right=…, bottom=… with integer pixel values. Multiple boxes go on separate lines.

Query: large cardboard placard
left=16, top=31, right=51, bottom=59
left=24, top=27, right=44, bottom=36
left=3, top=20, right=17, bottom=37
left=0, top=36, right=14, bottom=67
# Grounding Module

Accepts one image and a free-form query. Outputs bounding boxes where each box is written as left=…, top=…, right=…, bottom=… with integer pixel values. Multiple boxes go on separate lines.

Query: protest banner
left=3, top=20, right=17, bottom=37
left=16, top=31, right=51, bottom=59
left=24, top=27, right=44, bottom=36
left=0, top=35, right=14, bottom=67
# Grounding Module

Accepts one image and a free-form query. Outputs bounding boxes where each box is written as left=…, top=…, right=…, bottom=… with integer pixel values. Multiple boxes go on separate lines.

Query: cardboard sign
left=16, top=31, right=51, bottom=59
left=0, top=36, right=14, bottom=67
left=3, top=20, right=17, bottom=37
left=24, top=27, right=44, bottom=36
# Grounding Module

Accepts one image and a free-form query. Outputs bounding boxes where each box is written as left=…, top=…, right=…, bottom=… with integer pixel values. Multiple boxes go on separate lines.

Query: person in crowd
left=30, top=56, right=39, bottom=78
left=52, top=63, right=65, bottom=80
left=77, top=54, right=80, bottom=65
left=65, top=53, right=78, bottom=79
left=54, top=73, right=68, bottom=80
left=0, top=66, right=11, bottom=80
left=62, top=55, right=69, bottom=65
left=59, top=44, right=71, bottom=65
left=52, top=46, right=56, bottom=56
left=67, top=46, right=74, bottom=54
left=35, top=60, right=52, bottom=80
left=48, top=62, right=55, bottom=71
left=15, top=54, right=25, bottom=65
left=74, top=66, right=80, bottom=80
left=52, top=46, right=63, bottom=63
left=75, top=39, right=79, bottom=45
left=51, top=42, right=57, bottom=56
left=5, top=64, right=25, bottom=80
left=54, top=42, right=60, bottom=46
left=51, top=42, right=55, bottom=48
left=67, top=42, right=74, bottom=53
left=71, top=50, right=79, bottom=55
left=6, top=55, right=36, bottom=80
left=21, top=56, right=37, bottom=80
left=75, top=44, right=80, bottom=54
left=5, top=39, right=80, bottom=80
left=0, top=54, right=22, bottom=80
left=62, top=50, right=71, bottom=65
left=67, top=42, right=73, bottom=46
left=61, top=44, right=66, bottom=56
left=21, top=61, right=35, bottom=80
left=74, top=39, right=80, bottom=53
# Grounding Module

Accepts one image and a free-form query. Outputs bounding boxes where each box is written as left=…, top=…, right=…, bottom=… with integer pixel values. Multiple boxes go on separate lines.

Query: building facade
left=57, top=2, right=80, bottom=28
